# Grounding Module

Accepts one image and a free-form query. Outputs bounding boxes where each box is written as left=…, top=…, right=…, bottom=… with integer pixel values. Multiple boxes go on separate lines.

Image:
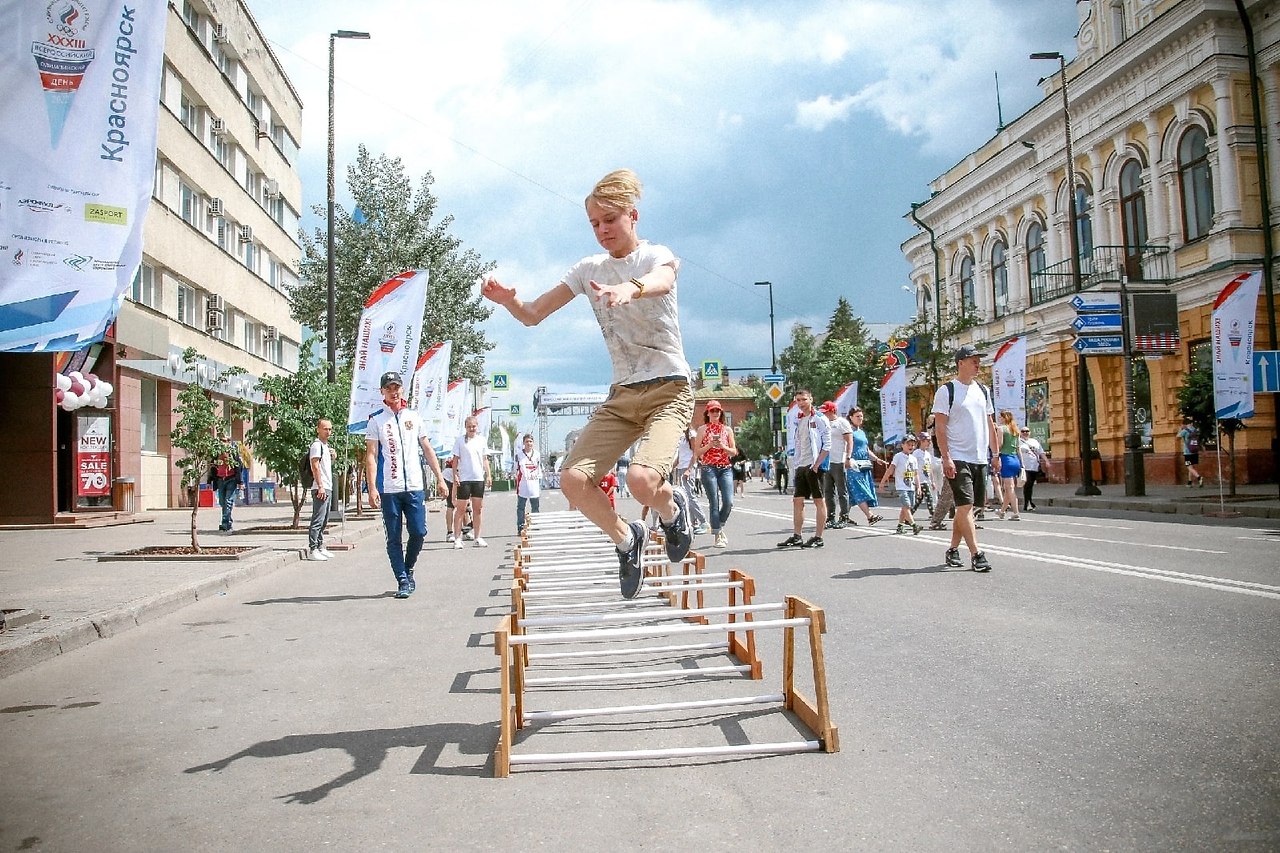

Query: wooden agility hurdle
left=492, top=594, right=839, bottom=777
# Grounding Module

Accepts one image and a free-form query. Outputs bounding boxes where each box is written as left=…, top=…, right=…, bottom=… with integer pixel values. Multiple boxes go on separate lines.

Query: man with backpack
left=932, top=345, right=999, bottom=572
left=209, top=430, right=244, bottom=532
left=305, top=418, right=334, bottom=561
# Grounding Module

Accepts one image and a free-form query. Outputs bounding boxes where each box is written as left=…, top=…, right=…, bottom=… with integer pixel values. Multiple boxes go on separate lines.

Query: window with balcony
left=1026, top=222, right=1045, bottom=279
left=130, top=263, right=159, bottom=309
left=959, top=254, right=975, bottom=312
left=1074, top=182, right=1094, bottom=261
left=991, top=239, right=1009, bottom=319
left=1120, top=159, right=1148, bottom=279
left=1179, top=126, right=1214, bottom=241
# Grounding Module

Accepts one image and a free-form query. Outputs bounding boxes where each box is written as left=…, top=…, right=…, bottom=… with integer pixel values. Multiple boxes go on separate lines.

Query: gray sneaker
left=972, top=551, right=992, bottom=572
left=660, top=488, right=692, bottom=564
left=617, top=520, right=647, bottom=599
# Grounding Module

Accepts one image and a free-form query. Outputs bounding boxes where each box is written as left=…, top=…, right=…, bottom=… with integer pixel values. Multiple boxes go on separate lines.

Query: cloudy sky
left=251, top=0, right=1079, bottom=444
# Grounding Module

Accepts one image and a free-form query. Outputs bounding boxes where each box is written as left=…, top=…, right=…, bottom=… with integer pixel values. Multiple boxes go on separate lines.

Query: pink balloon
left=55, top=389, right=64, bottom=404
left=69, top=379, right=86, bottom=396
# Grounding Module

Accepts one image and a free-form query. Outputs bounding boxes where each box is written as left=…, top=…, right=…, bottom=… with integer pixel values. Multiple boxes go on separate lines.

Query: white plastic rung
left=508, top=616, right=810, bottom=645
left=509, top=740, right=822, bottom=765
left=519, top=602, right=784, bottom=629
left=528, top=640, right=727, bottom=660
left=524, top=692, right=785, bottom=721
left=525, top=664, right=751, bottom=685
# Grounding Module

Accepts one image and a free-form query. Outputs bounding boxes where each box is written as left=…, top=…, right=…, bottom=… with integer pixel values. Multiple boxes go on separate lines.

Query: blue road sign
left=1254, top=350, right=1280, bottom=393
left=491, top=373, right=509, bottom=391
left=1072, top=334, right=1124, bottom=355
left=763, top=373, right=785, bottom=384
left=1071, top=293, right=1122, bottom=312
left=1072, top=313, right=1123, bottom=331
left=509, top=403, right=521, bottom=416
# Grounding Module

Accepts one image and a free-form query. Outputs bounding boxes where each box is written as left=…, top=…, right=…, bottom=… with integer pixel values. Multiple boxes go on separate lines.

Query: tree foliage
left=295, top=145, right=495, bottom=384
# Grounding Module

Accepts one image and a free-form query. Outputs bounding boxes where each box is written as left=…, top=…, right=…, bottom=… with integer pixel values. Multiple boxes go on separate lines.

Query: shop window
left=140, top=378, right=159, bottom=453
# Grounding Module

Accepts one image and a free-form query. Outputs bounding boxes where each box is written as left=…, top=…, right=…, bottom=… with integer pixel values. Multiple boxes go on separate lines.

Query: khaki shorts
left=563, top=378, right=693, bottom=484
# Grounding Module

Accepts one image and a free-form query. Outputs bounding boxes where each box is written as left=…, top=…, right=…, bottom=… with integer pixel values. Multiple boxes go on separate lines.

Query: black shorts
left=1183, top=453, right=1200, bottom=466
left=455, top=480, right=486, bottom=500
left=793, top=466, right=824, bottom=500
left=947, top=461, right=987, bottom=508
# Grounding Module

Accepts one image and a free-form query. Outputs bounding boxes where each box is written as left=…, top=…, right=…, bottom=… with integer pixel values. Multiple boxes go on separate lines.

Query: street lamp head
left=333, top=30, right=371, bottom=39
left=754, top=281, right=771, bottom=288
left=1029, top=51, right=1062, bottom=61
left=902, top=285, right=914, bottom=293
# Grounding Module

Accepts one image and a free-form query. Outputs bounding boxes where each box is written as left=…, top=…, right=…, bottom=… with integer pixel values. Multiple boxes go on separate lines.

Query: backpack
left=1187, top=429, right=1200, bottom=454
left=943, top=380, right=991, bottom=410
left=299, top=447, right=315, bottom=488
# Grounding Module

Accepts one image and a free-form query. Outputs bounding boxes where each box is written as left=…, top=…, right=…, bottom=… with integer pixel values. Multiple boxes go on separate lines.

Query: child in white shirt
left=879, top=435, right=923, bottom=535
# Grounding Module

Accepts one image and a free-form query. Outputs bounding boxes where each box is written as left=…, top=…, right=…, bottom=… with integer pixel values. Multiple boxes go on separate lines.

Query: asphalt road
left=1, top=484, right=1277, bottom=852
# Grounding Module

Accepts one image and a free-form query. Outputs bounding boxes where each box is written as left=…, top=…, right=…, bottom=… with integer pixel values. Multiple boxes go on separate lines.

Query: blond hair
left=586, top=169, right=642, bottom=213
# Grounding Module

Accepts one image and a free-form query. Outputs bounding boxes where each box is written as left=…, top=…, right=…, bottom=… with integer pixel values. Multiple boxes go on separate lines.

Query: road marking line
left=982, top=528, right=1227, bottom=554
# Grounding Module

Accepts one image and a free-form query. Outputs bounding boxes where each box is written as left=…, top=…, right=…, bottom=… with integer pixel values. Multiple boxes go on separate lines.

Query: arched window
left=1179, top=126, right=1214, bottom=240
left=991, top=239, right=1009, bottom=319
left=1027, top=221, right=1047, bottom=304
left=1074, top=181, right=1094, bottom=260
left=959, top=254, right=975, bottom=313
left=1120, top=159, right=1148, bottom=279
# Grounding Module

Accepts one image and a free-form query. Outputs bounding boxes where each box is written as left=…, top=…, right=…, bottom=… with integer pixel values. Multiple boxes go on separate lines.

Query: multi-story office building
left=903, top=0, right=1277, bottom=486
left=0, top=0, right=303, bottom=523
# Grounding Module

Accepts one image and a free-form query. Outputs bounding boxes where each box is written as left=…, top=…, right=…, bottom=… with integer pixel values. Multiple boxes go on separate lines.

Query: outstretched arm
left=481, top=277, right=575, bottom=326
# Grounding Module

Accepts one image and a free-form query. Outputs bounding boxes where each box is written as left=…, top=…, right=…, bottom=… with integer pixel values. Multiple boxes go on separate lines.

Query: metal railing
left=1029, top=245, right=1170, bottom=306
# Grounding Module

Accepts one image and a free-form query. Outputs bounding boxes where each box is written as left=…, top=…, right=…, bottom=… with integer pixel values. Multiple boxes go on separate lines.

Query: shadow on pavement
left=242, top=593, right=396, bottom=605
left=834, top=565, right=951, bottom=580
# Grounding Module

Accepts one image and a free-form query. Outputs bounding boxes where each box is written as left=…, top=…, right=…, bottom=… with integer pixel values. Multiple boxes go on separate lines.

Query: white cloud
left=794, top=94, right=857, bottom=132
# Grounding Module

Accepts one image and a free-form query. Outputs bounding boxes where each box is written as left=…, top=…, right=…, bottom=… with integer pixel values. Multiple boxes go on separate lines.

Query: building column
left=1211, top=74, right=1243, bottom=228
left=1143, top=115, right=1171, bottom=246
left=1088, top=150, right=1113, bottom=248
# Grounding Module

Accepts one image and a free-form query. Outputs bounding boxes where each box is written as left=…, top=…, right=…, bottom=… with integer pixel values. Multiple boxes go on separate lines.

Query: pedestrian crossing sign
left=701, top=360, right=722, bottom=380
left=509, top=404, right=521, bottom=416
left=491, top=373, right=509, bottom=391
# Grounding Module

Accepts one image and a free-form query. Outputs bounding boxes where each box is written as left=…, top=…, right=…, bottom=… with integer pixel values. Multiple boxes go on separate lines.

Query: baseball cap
left=819, top=401, right=837, bottom=413
left=954, top=344, right=981, bottom=362
left=903, top=434, right=918, bottom=443
left=917, top=431, right=931, bottom=440
left=380, top=371, right=404, bottom=389
left=706, top=399, right=723, bottom=411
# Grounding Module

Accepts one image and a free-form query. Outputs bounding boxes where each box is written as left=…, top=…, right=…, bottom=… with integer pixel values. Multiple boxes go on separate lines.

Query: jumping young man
left=481, top=169, right=693, bottom=599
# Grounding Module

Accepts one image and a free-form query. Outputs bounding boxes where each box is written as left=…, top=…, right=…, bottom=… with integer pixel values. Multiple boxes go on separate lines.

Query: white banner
left=0, top=0, right=167, bottom=351
left=1212, top=269, right=1262, bottom=420
left=345, top=270, right=430, bottom=432
left=439, top=378, right=470, bottom=461
left=880, top=366, right=907, bottom=445
left=992, top=336, right=1027, bottom=427
left=834, top=380, right=859, bottom=417
left=409, top=339, right=451, bottom=454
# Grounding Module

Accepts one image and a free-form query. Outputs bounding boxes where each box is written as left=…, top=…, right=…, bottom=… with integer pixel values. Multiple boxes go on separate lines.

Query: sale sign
left=77, top=414, right=111, bottom=497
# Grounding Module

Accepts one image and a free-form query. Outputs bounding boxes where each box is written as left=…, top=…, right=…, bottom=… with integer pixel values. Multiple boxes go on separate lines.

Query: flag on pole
left=439, top=379, right=470, bottom=462
left=1211, top=269, right=1262, bottom=420
left=473, top=405, right=492, bottom=451
left=346, top=270, right=430, bottom=433
left=992, top=336, right=1027, bottom=427
left=0, top=0, right=168, bottom=352
left=410, top=340, right=452, bottom=455
left=880, top=367, right=907, bottom=445
left=834, top=381, right=859, bottom=417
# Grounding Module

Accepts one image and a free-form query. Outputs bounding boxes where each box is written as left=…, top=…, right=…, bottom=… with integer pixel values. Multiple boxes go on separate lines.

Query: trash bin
left=261, top=481, right=276, bottom=504
left=113, top=477, right=135, bottom=513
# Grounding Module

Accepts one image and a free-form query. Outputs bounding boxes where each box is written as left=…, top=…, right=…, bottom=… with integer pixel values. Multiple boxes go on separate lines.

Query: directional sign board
left=701, top=360, right=722, bottom=381
left=1254, top=350, right=1280, bottom=394
left=1072, top=334, right=1124, bottom=355
left=1072, top=293, right=1122, bottom=313
left=1072, top=313, right=1122, bottom=331
left=491, top=373, right=509, bottom=391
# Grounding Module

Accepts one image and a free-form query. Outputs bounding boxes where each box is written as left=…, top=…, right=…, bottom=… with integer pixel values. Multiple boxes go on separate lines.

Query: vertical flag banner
left=472, top=405, right=492, bottom=452
left=1211, top=269, right=1262, bottom=420
left=992, top=336, right=1027, bottom=427
left=880, top=367, right=907, bottom=445
left=0, top=0, right=167, bottom=352
left=834, top=380, right=859, bottom=417
left=410, top=340, right=452, bottom=454
left=439, top=379, right=470, bottom=462
left=346, top=270, right=430, bottom=432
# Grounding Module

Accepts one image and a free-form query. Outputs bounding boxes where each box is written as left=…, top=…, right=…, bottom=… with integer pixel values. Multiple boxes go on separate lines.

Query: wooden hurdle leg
left=494, top=616, right=514, bottom=777
left=726, top=570, right=762, bottom=678
left=511, top=579, right=531, bottom=667
left=782, top=595, right=840, bottom=753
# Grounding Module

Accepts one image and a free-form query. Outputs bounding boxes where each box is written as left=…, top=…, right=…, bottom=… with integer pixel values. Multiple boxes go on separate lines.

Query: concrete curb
left=0, top=517, right=384, bottom=680
left=1042, top=497, right=1280, bottom=520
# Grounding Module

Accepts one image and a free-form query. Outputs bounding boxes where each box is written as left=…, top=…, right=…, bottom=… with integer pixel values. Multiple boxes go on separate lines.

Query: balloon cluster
left=55, top=371, right=114, bottom=411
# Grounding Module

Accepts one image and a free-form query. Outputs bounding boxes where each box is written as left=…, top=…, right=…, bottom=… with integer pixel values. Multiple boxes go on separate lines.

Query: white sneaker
left=446, top=533, right=455, bottom=543
left=319, top=548, right=334, bottom=558
left=453, top=538, right=463, bottom=550
left=714, top=532, right=728, bottom=548
left=307, top=549, right=329, bottom=561
left=475, top=537, right=488, bottom=548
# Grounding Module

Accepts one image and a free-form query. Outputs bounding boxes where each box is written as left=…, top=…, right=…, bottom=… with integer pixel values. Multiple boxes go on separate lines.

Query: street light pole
left=327, top=29, right=371, bottom=383
left=909, top=203, right=944, bottom=387
left=1033, top=50, right=1100, bottom=496
left=755, top=281, right=777, bottom=372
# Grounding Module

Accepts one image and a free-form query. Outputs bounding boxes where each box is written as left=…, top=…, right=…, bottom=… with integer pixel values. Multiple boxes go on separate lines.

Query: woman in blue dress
left=845, top=407, right=884, bottom=525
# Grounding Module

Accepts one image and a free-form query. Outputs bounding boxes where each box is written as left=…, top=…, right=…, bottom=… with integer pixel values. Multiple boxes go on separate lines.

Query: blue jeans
left=380, top=490, right=427, bottom=584
left=516, top=495, right=540, bottom=532
left=215, top=479, right=238, bottom=529
left=699, top=464, right=734, bottom=532
left=308, top=489, right=331, bottom=551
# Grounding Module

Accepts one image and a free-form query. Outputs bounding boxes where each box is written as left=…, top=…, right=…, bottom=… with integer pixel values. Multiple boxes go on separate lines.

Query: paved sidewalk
left=1033, top=479, right=1280, bottom=520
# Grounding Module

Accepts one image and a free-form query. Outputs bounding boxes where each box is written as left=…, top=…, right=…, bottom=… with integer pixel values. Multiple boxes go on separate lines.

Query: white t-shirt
left=1019, top=436, right=1044, bottom=471
left=368, top=406, right=427, bottom=494
left=890, top=451, right=920, bottom=492
left=308, top=439, right=333, bottom=492
left=516, top=448, right=542, bottom=499
left=826, top=416, right=852, bottom=464
left=562, top=241, right=689, bottom=386
left=676, top=438, right=695, bottom=471
left=452, top=433, right=488, bottom=482
left=932, top=380, right=994, bottom=465
left=912, top=447, right=934, bottom=487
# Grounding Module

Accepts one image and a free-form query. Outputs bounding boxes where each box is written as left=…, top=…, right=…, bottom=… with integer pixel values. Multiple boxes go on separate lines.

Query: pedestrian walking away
left=879, top=435, right=923, bottom=535
left=696, top=399, right=736, bottom=548
left=912, top=431, right=938, bottom=516
left=307, top=418, right=335, bottom=561
left=995, top=410, right=1022, bottom=520
left=933, top=345, right=999, bottom=572
left=481, top=168, right=694, bottom=600
left=1017, top=426, right=1049, bottom=511
left=451, top=415, right=493, bottom=549
left=366, top=371, right=448, bottom=599
left=820, top=400, right=853, bottom=528
left=844, top=406, right=884, bottom=526
left=1177, top=416, right=1205, bottom=487
left=515, top=433, right=543, bottom=534
left=777, top=389, right=830, bottom=549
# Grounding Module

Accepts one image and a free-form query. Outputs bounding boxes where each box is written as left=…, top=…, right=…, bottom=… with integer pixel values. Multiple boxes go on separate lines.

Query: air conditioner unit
left=263, top=325, right=278, bottom=342
left=206, top=294, right=225, bottom=312
left=206, top=309, right=224, bottom=332
left=264, top=179, right=280, bottom=198
left=213, top=23, right=228, bottom=43
left=237, top=225, right=253, bottom=243
left=210, top=117, right=227, bottom=136
left=208, top=197, right=224, bottom=217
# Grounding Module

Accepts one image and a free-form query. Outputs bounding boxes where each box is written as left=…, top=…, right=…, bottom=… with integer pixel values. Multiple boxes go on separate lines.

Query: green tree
left=778, top=323, right=821, bottom=395
left=248, top=338, right=355, bottom=527
left=295, top=145, right=495, bottom=384
left=170, top=348, right=249, bottom=550
left=1177, top=365, right=1246, bottom=495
